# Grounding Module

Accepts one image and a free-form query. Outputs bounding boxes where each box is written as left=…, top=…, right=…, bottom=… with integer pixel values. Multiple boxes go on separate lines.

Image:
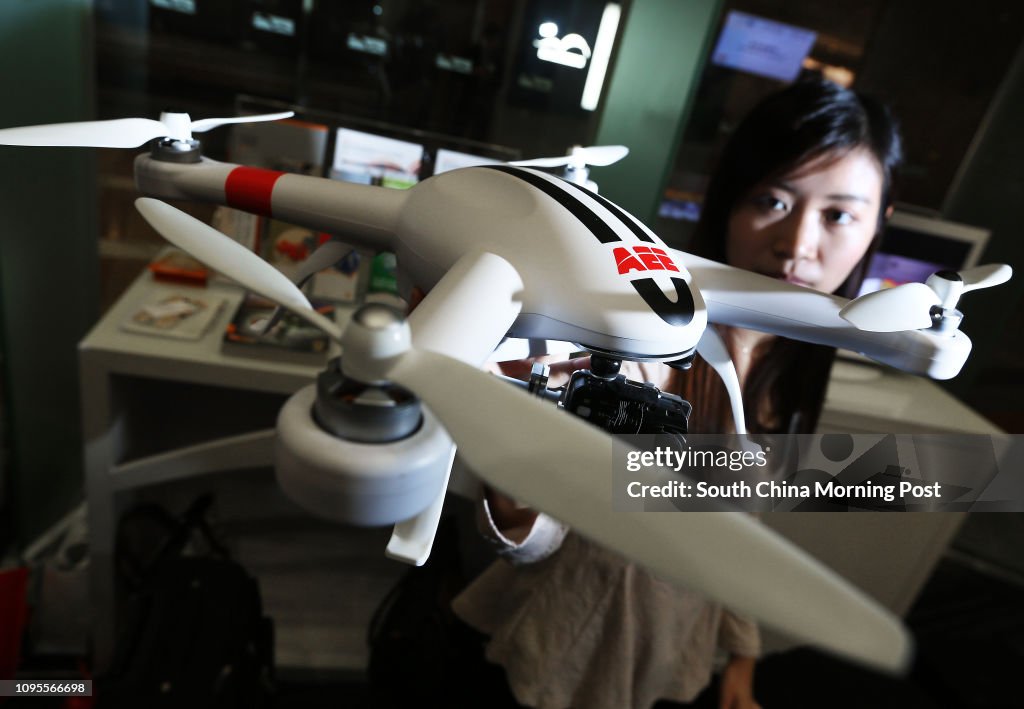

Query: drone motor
left=313, top=357, right=422, bottom=443
left=276, top=381, right=452, bottom=526
left=151, top=136, right=202, bottom=164
left=276, top=307, right=453, bottom=526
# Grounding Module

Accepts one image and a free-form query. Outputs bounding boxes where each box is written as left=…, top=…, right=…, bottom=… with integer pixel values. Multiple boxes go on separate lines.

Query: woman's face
left=725, top=147, right=884, bottom=295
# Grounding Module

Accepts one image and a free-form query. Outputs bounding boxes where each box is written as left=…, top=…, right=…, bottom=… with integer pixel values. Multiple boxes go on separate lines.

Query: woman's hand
left=482, top=486, right=540, bottom=540
left=490, top=355, right=591, bottom=387
left=719, top=655, right=760, bottom=709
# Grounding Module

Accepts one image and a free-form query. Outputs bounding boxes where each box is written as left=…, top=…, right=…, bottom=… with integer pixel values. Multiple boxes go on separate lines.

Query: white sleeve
left=478, top=495, right=569, bottom=565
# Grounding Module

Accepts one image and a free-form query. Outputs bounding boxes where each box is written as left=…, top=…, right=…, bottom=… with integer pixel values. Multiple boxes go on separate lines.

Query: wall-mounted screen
left=710, top=10, right=817, bottom=83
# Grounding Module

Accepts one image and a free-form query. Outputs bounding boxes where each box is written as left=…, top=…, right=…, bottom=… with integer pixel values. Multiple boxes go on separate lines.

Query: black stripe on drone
left=631, top=277, right=695, bottom=327
left=483, top=165, right=621, bottom=244
left=482, top=165, right=694, bottom=327
left=559, top=179, right=656, bottom=243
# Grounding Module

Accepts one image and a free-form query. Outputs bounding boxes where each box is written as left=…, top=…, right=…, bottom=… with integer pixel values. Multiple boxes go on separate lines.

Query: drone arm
left=133, top=154, right=404, bottom=251
left=407, top=250, right=525, bottom=366
left=685, top=253, right=971, bottom=379
left=696, top=326, right=746, bottom=434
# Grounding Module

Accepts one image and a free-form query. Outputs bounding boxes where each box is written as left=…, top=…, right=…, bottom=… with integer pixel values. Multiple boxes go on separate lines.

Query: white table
left=79, top=270, right=349, bottom=670
left=822, top=357, right=1000, bottom=434
left=760, top=356, right=1001, bottom=653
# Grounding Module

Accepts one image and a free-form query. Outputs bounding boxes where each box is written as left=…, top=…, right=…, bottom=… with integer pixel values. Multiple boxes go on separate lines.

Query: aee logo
left=614, top=246, right=679, bottom=275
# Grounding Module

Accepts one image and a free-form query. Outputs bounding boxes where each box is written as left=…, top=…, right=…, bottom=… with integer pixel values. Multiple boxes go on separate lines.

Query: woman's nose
left=772, top=213, right=819, bottom=260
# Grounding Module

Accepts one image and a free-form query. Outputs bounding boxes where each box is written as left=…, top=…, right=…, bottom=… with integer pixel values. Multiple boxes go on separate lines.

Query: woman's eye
left=826, top=209, right=854, bottom=226
left=754, top=195, right=788, bottom=212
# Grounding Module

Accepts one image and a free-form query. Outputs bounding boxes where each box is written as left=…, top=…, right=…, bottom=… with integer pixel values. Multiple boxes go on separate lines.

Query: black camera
left=558, top=356, right=691, bottom=436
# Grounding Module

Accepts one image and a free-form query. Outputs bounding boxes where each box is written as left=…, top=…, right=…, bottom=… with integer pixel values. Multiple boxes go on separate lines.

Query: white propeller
left=387, top=346, right=912, bottom=673
left=511, top=144, right=629, bottom=170
left=941, top=263, right=1013, bottom=301
left=840, top=264, right=1012, bottom=333
left=289, top=239, right=355, bottom=290
left=0, top=111, right=294, bottom=149
left=257, top=238, right=356, bottom=336
left=133, top=196, right=913, bottom=672
left=134, top=199, right=339, bottom=340
left=189, top=112, right=296, bottom=134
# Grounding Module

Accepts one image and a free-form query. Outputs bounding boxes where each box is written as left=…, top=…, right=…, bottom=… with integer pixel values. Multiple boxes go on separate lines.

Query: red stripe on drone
left=225, top=167, right=286, bottom=216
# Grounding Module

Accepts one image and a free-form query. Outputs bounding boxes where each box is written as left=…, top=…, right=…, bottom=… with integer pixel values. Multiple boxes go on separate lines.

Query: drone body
left=0, top=112, right=1013, bottom=673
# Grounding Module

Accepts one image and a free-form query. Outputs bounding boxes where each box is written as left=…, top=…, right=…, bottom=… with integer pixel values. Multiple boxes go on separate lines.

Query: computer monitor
left=710, top=10, right=818, bottom=83
left=330, top=128, right=425, bottom=190
left=856, top=210, right=990, bottom=297
left=433, top=148, right=501, bottom=175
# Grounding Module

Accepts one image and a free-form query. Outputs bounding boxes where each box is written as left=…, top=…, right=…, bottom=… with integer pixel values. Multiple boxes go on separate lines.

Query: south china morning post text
left=611, top=434, right=1024, bottom=513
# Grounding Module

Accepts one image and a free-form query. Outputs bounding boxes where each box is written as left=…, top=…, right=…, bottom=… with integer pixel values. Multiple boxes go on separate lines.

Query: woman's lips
left=762, top=271, right=813, bottom=287
left=783, top=275, right=813, bottom=287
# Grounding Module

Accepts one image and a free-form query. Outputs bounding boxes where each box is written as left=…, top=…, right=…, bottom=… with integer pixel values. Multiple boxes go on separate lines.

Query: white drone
left=0, top=111, right=1012, bottom=675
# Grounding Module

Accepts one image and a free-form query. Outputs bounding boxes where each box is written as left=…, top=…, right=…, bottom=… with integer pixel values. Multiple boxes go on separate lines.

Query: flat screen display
left=433, top=148, right=501, bottom=174
left=710, top=11, right=817, bottom=82
left=330, top=128, right=424, bottom=189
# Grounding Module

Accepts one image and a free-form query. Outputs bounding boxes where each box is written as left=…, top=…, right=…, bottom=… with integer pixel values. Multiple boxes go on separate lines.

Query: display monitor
left=710, top=10, right=817, bottom=83
left=856, top=211, right=990, bottom=297
left=433, top=148, right=501, bottom=174
left=330, top=128, right=424, bottom=189
left=229, top=117, right=329, bottom=175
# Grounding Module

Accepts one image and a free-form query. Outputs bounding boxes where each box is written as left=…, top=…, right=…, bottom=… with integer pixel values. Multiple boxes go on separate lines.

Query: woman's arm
left=475, top=486, right=568, bottom=564
left=719, top=655, right=760, bottom=709
left=717, top=610, right=761, bottom=709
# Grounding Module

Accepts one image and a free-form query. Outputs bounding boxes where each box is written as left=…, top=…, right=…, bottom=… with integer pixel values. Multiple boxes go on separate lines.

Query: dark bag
left=367, top=515, right=476, bottom=704
left=366, top=513, right=526, bottom=707
left=99, top=495, right=274, bottom=709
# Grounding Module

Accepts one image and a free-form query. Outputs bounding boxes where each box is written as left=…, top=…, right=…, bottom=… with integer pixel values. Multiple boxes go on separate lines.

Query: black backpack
left=99, top=495, right=274, bottom=708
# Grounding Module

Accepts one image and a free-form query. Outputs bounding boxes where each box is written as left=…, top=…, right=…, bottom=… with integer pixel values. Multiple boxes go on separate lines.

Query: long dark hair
left=680, top=79, right=903, bottom=433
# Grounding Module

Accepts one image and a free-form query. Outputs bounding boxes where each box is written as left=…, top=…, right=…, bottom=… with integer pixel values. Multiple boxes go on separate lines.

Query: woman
left=453, top=79, right=903, bottom=709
